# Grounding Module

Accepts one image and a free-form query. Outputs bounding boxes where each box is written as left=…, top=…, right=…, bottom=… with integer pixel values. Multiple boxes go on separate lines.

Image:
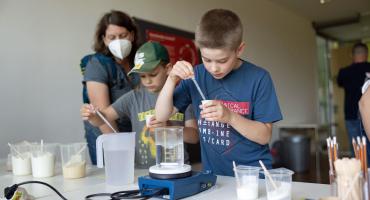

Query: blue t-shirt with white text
left=173, top=60, right=283, bottom=176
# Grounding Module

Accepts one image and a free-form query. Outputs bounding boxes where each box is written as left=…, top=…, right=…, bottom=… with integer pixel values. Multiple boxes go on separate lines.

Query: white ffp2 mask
left=108, top=39, right=132, bottom=60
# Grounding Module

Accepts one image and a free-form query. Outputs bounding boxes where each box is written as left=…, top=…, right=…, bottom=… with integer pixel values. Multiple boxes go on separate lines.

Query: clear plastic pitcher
left=155, top=127, right=184, bottom=168
left=96, top=132, right=135, bottom=186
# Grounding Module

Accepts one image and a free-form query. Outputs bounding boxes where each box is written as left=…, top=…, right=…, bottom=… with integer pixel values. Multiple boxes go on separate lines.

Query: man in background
left=337, top=42, right=370, bottom=154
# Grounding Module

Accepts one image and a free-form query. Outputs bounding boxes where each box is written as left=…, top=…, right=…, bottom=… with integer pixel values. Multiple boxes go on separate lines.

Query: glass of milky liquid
left=155, top=127, right=184, bottom=168
left=60, top=143, right=87, bottom=179
left=234, top=165, right=260, bottom=200
left=31, top=143, right=58, bottom=178
left=263, top=168, right=294, bottom=200
left=10, top=143, right=32, bottom=176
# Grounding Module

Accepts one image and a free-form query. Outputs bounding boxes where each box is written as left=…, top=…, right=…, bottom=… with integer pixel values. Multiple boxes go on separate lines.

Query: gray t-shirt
left=83, top=54, right=139, bottom=131
left=112, top=85, right=195, bottom=169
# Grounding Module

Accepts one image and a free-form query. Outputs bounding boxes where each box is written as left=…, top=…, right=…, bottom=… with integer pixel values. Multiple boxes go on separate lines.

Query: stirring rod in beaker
left=191, top=77, right=206, bottom=100
left=96, top=110, right=118, bottom=133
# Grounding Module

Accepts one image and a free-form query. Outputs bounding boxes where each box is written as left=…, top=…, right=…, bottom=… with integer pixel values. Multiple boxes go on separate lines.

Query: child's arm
left=81, top=104, right=119, bottom=133
left=184, top=119, right=199, bottom=144
left=200, top=101, right=271, bottom=145
left=359, top=88, right=370, bottom=139
left=155, top=61, right=194, bottom=122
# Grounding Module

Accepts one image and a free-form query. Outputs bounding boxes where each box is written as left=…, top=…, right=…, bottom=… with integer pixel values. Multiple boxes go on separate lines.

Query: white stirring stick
left=95, top=110, right=118, bottom=133
left=233, top=161, right=240, bottom=187
left=40, top=139, right=44, bottom=154
left=8, top=143, right=24, bottom=159
left=67, top=144, right=87, bottom=166
left=75, top=144, right=87, bottom=155
left=259, top=160, right=278, bottom=190
left=191, top=77, right=206, bottom=100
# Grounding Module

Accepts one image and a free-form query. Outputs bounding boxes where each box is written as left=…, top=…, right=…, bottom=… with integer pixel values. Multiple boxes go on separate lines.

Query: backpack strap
left=80, top=53, right=118, bottom=104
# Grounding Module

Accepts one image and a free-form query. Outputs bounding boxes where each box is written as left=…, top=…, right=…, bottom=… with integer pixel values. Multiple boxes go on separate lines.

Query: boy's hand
left=200, top=100, right=234, bottom=123
left=147, top=117, right=167, bottom=135
left=80, top=104, right=99, bottom=124
left=147, top=117, right=167, bottom=128
left=169, top=60, right=194, bottom=83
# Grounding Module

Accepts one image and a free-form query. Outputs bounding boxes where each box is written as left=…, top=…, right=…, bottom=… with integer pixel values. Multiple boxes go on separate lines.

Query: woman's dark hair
left=93, top=10, right=138, bottom=65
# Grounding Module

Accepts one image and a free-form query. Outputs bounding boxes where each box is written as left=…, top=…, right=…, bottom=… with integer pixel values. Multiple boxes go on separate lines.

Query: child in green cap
left=81, top=41, right=198, bottom=169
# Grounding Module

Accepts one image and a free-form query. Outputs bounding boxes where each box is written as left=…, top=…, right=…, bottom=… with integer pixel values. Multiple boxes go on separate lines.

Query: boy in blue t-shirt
left=155, top=9, right=283, bottom=176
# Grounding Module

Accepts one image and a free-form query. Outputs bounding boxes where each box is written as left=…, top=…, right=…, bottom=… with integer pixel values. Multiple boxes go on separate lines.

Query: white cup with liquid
left=31, top=143, right=58, bottom=178
left=10, top=144, right=32, bottom=176
left=262, top=168, right=294, bottom=200
left=234, top=165, right=260, bottom=200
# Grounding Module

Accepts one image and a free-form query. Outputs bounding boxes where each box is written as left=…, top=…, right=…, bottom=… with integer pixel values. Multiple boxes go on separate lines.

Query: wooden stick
left=259, top=160, right=278, bottom=190
left=333, top=141, right=337, bottom=162
left=363, top=137, right=368, bottom=181
left=353, top=138, right=359, bottom=159
left=327, top=138, right=334, bottom=173
left=357, top=137, right=364, bottom=176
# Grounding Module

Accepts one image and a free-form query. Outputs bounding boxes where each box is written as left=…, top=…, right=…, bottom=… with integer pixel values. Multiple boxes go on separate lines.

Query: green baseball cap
left=128, top=41, right=169, bottom=75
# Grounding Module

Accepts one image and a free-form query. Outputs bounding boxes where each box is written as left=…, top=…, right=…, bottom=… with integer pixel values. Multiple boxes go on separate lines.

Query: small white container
left=31, top=143, right=57, bottom=178
left=60, top=143, right=87, bottom=179
left=234, top=165, right=260, bottom=200
left=10, top=144, right=32, bottom=176
left=262, top=168, right=294, bottom=200
left=145, top=114, right=154, bottom=127
left=11, top=154, right=32, bottom=176
left=201, top=100, right=212, bottom=107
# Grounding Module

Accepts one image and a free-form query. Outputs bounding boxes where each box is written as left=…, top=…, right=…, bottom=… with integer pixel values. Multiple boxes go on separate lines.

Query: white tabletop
left=0, top=162, right=330, bottom=200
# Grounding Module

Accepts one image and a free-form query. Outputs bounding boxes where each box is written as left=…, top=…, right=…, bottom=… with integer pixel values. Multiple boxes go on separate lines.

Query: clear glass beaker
left=155, top=127, right=184, bottom=168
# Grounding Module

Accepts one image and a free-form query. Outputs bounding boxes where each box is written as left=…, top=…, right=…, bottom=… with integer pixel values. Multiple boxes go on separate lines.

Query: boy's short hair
left=195, top=9, right=243, bottom=50
left=352, top=42, right=368, bottom=55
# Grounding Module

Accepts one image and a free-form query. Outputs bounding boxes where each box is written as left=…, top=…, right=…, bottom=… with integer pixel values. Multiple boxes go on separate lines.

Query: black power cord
left=4, top=181, right=67, bottom=199
left=4, top=180, right=167, bottom=200
left=86, top=188, right=168, bottom=200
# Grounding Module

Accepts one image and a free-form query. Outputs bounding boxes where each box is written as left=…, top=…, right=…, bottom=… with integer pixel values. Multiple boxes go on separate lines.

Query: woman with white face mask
left=80, top=10, right=140, bottom=165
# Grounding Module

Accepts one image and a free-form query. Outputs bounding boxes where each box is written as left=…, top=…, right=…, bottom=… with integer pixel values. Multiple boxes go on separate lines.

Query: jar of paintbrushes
left=323, top=136, right=369, bottom=200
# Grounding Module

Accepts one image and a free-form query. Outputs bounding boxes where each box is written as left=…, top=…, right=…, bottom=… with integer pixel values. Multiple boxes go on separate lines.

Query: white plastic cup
left=60, top=143, right=87, bottom=179
left=145, top=114, right=154, bottom=127
left=263, top=168, right=294, bottom=200
left=234, top=165, right=260, bottom=200
left=201, top=100, right=212, bottom=107
left=31, top=143, right=58, bottom=178
left=10, top=144, right=32, bottom=176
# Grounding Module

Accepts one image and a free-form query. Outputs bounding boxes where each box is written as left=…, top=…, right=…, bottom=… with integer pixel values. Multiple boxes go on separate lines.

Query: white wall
left=0, top=0, right=318, bottom=158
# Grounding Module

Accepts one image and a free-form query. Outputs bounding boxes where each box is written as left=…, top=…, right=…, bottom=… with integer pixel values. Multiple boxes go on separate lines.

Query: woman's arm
left=87, top=81, right=119, bottom=133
